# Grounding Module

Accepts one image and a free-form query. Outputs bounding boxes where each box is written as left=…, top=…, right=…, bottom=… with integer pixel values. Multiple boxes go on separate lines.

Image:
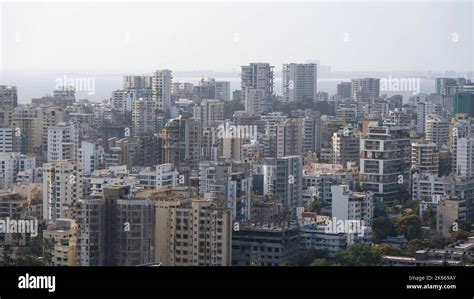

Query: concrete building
left=137, top=163, right=179, bottom=190
left=132, top=97, right=156, bottom=135
left=302, top=112, right=322, bottom=154
left=453, top=92, right=474, bottom=117
left=282, top=63, right=317, bottom=102
left=232, top=225, right=299, bottom=266
left=47, top=122, right=79, bottom=163
left=0, top=153, right=36, bottom=190
left=43, top=219, right=78, bottom=266
left=456, top=138, right=474, bottom=178
left=359, top=124, right=411, bottom=206
left=194, top=99, right=225, bottom=128
left=331, top=185, right=374, bottom=225
left=0, top=128, right=15, bottom=153
left=276, top=118, right=304, bottom=158
left=12, top=107, right=39, bottom=155
left=411, top=173, right=444, bottom=202
left=0, top=85, right=18, bottom=108
left=274, top=156, right=303, bottom=216
left=437, top=196, right=467, bottom=238
left=241, top=63, right=274, bottom=112
left=450, top=114, right=474, bottom=174
left=351, top=78, right=380, bottom=101
left=198, top=78, right=231, bottom=101
left=123, top=75, right=152, bottom=90
left=152, top=69, right=173, bottom=112
left=161, top=115, right=201, bottom=172
left=299, top=225, right=347, bottom=257
left=76, top=198, right=106, bottom=266
left=336, top=82, right=352, bottom=101
left=332, top=127, right=359, bottom=168
left=42, top=160, right=83, bottom=220
left=411, top=140, right=439, bottom=175
left=425, top=114, right=449, bottom=148
left=78, top=141, right=105, bottom=176
left=151, top=191, right=231, bottom=266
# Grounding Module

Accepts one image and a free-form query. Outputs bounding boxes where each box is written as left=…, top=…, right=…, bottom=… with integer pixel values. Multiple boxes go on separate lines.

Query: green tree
left=296, top=249, right=329, bottom=266
left=450, top=229, right=473, bottom=242
left=373, top=244, right=402, bottom=256
left=421, top=207, right=437, bottom=229
left=1, top=245, right=14, bottom=266
left=279, top=260, right=295, bottom=266
left=372, top=216, right=396, bottom=243
left=395, top=213, right=422, bottom=241
left=334, top=244, right=383, bottom=266
left=310, top=258, right=330, bottom=266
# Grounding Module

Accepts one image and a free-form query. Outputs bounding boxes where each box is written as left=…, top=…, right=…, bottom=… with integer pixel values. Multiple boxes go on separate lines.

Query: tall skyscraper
left=12, top=107, right=39, bottom=155
left=274, top=155, right=303, bottom=216
left=282, top=63, right=317, bottom=102
left=411, top=140, right=439, bottom=175
left=198, top=78, right=231, bottom=101
left=241, top=63, right=274, bottom=112
left=43, top=160, right=83, bottom=220
left=153, top=195, right=232, bottom=266
left=360, top=123, right=411, bottom=206
left=132, top=97, right=156, bottom=135
left=332, top=127, right=359, bottom=168
left=351, top=78, right=380, bottom=101
left=425, top=114, right=449, bottom=148
left=450, top=114, right=474, bottom=174
left=123, top=75, right=152, bottom=90
left=47, top=122, right=79, bottom=162
left=194, top=99, right=225, bottom=128
left=0, top=86, right=18, bottom=108
left=455, top=138, right=474, bottom=178
left=162, top=115, right=201, bottom=172
left=453, top=92, right=474, bottom=117
left=336, top=82, right=352, bottom=100
left=276, top=118, right=304, bottom=158
left=436, top=78, right=467, bottom=96
left=152, top=69, right=173, bottom=112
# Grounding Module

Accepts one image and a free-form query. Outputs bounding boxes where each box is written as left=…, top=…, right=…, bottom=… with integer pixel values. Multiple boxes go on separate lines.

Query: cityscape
left=0, top=1, right=473, bottom=271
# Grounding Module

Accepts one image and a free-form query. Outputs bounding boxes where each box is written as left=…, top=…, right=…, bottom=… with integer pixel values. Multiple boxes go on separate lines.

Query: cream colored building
left=148, top=188, right=231, bottom=266
left=43, top=219, right=78, bottom=266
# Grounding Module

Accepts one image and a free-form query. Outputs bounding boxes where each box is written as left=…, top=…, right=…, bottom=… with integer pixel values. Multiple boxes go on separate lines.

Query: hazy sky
left=1, top=0, right=473, bottom=75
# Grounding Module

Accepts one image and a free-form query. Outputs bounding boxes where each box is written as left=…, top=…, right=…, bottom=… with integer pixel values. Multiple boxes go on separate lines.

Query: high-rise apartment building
left=241, top=63, right=274, bottom=112
left=151, top=191, right=231, bottom=266
left=332, top=127, right=359, bottom=168
left=43, top=160, right=83, bottom=220
left=274, top=155, right=303, bottom=216
left=425, top=114, right=449, bottom=148
left=282, top=63, right=317, bottom=102
left=453, top=92, right=474, bottom=117
left=47, top=122, right=79, bottom=162
left=0, top=85, right=18, bottom=108
left=351, top=78, right=380, bottom=101
left=194, top=99, right=225, bottom=128
left=359, top=124, right=411, bottom=206
left=161, top=115, right=201, bottom=172
left=411, top=140, right=439, bottom=175
left=456, top=138, right=474, bottom=178
left=336, top=82, right=352, bottom=100
left=152, top=69, right=173, bottom=112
